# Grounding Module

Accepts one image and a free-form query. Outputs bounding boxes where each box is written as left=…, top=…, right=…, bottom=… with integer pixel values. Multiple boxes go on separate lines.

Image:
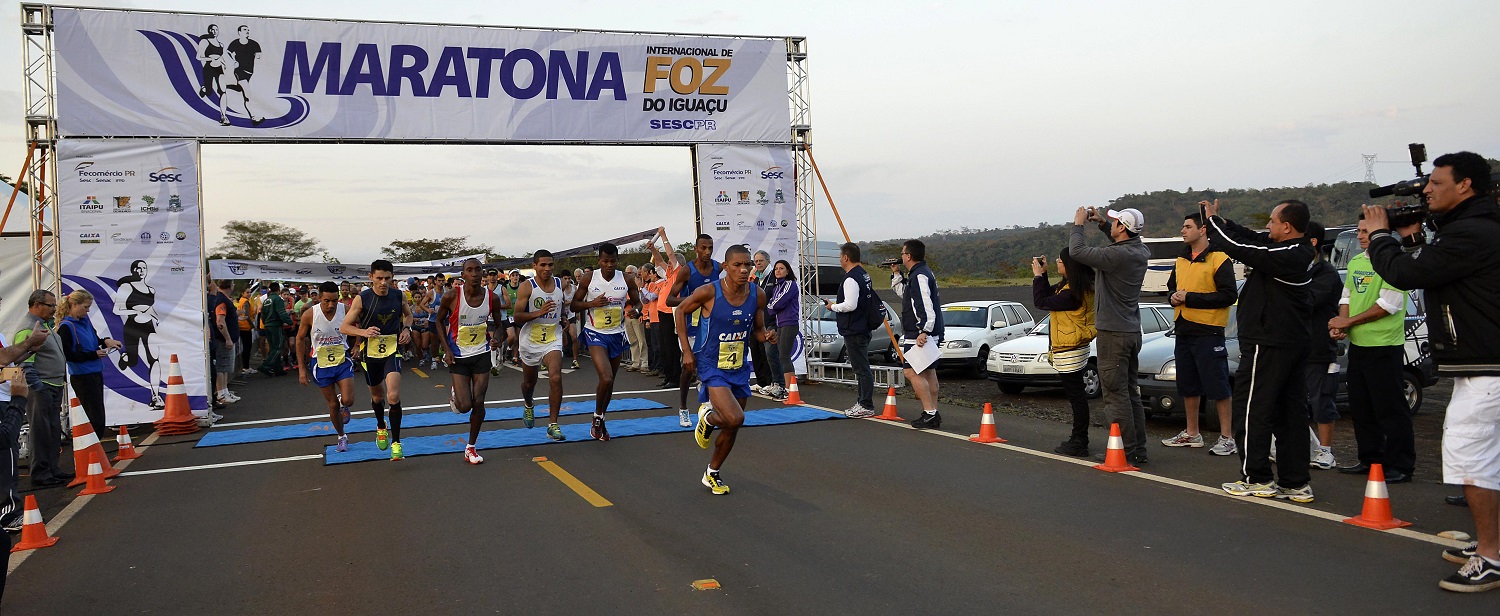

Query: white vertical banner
left=695, top=143, right=805, bottom=374
left=57, top=139, right=208, bottom=425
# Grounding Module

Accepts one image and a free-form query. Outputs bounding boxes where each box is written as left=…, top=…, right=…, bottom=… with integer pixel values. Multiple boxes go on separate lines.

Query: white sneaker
left=225, top=391, right=242, bottom=402
left=1161, top=430, right=1205, bottom=448
left=750, top=384, right=764, bottom=395
left=1209, top=435, right=1237, bottom=456
left=678, top=409, right=692, bottom=427
left=215, top=395, right=235, bottom=406
left=844, top=404, right=876, bottom=419
left=1310, top=446, right=1336, bottom=470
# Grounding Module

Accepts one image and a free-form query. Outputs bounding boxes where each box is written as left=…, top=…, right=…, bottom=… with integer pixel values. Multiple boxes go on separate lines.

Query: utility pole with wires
left=1362, top=154, right=1378, bottom=184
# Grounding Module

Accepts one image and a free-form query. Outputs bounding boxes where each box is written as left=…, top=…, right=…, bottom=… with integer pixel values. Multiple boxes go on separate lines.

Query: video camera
left=880, top=258, right=901, bottom=268
left=1368, top=143, right=1430, bottom=228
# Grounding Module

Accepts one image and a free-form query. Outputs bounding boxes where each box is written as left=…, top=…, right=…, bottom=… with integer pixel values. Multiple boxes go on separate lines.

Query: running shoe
left=1161, top=430, right=1204, bottom=448
left=702, top=470, right=730, bottom=495
left=340, top=406, right=351, bottom=425
left=1310, top=446, right=1336, bottom=470
left=750, top=384, right=764, bottom=395
left=694, top=404, right=715, bottom=449
left=1273, top=484, right=1315, bottom=503
left=1208, top=435, right=1238, bottom=456
left=547, top=423, right=566, bottom=441
left=490, top=365, right=501, bottom=377
left=335, top=434, right=348, bottom=453
left=571, top=359, right=580, bottom=370
left=1445, top=542, right=1479, bottom=565
left=390, top=442, right=404, bottom=461
left=910, top=411, right=942, bottom=430
left=376, top=428, right=389, bottom=451
left=590, top=414, right=610, bottom=441
left=464, top=445, right=484, bottom=465
left=523, top=405, right=535, bottom=429
left=678, top=408, right=692, bottom=427
left=1221, top=480, right=1277, bottom=498
left=844, top=404, right=876, bottom=419
left=1440, top=556, right=1500, bottom=593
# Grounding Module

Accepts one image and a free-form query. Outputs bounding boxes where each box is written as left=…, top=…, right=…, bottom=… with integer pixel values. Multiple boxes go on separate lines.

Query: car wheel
left=1083, top=363, right=1101, bottom=399
left=835, top=346, right=848, bottom=364
left=1199, top=397, right=1221, bottom=432
left=1403, top=371, right=1423, bottom=414
left=970, top=346, right=989, bottom=379
left=883, top=347, right=896, bottom=364
left=998, top=382, right=1025, bottom=394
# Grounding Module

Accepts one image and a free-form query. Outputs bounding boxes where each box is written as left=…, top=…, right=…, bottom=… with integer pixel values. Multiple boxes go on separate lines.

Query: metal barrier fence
left=806, top=361, right=906, bottom=389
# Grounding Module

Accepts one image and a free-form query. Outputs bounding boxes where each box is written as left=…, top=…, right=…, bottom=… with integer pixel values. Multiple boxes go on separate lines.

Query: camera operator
left=1202, top=198, right=1316, bottom=504
left=1362, top=151, right=1500, bottom=593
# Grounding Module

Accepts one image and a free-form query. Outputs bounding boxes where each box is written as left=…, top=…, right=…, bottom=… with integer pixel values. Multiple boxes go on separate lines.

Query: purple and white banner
left=54, top=7, right=791, bottom=144
left=57, top=139, right=208, bottom=425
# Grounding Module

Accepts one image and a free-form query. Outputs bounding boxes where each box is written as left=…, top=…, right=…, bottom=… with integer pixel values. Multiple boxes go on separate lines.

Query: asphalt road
left=5, top=355, right=1494, bottom=614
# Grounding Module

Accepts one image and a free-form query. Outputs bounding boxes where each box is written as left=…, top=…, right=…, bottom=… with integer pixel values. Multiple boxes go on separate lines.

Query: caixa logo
left=149, top=167, right=184, bottom=183
left=761, top=166, right=784, bottom=180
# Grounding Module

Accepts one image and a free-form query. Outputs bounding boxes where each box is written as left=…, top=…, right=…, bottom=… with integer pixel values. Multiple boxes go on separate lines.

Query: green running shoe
left=376, top=428, right=389, bottom=451
left=547, top=423, right=566, bottom=442
left=523, top=405, right=535, bottom=428
left=390, top=441, right=404, bottom=461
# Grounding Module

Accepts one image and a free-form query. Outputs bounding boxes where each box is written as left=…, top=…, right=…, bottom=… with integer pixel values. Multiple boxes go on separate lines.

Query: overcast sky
left=2, top=1, right=1496, bottom=263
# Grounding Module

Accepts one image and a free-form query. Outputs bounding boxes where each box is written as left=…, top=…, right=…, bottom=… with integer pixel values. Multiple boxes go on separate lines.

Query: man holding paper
left=890, top=239, right=945, bottom=429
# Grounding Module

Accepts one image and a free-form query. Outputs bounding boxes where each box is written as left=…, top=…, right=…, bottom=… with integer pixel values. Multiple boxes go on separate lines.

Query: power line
left=1362, top=154, right=1378, bottom=183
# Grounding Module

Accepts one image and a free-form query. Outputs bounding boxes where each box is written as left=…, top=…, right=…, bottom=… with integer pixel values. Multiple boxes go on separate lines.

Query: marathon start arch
left=19, top=4, right=816, bottom=424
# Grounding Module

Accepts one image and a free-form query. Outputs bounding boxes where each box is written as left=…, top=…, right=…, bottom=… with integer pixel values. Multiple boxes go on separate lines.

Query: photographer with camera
left=1069, top=206, right=1150, bottom=464
left=1031, top=250, right=1097, bottom=457
left=1202, top=198, right=1316, bottom=504
left=1362, top=151, right=1500, bottom=593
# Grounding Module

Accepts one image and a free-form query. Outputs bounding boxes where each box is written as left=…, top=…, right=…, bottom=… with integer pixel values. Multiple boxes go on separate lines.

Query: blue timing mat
left=324, top=405, right=844, bottom=465
left=196, top=398, right=668, bottom=448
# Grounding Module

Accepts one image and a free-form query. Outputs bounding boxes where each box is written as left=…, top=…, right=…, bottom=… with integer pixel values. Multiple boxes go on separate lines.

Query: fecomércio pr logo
left=137, top=24, right=310, bottom=129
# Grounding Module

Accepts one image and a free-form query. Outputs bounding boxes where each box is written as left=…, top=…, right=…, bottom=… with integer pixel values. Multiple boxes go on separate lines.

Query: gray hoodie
left=1069, top=225, right=1148, bottom=333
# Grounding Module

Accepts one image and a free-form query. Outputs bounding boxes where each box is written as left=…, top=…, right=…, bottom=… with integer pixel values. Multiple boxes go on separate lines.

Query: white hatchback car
left=933, top=301, right=1035, bottom=376
left=985, top=303, right=1174, bottom=396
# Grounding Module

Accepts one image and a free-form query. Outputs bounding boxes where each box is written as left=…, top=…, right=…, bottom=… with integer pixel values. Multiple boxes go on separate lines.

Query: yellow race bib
left=367, top=334, right=397, bottom=359
left=315, top=344, right=346, bottom=369
left=717, top=341, right=745, bottom=370
left=690, top=308, right=702, bottom=327
left=457, top=324, right=486, bottom=347
left=592, top=306, right=622, bottom=328
left=529, top=323, right=556, bottom=345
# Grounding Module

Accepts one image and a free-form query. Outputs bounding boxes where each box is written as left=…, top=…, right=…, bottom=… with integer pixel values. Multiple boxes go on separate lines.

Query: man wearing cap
left=1070, top=206, right=1151, bottom=464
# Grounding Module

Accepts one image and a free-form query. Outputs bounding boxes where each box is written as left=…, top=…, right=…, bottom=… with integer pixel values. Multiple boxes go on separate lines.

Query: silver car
left=805, top=300, right=903, bottom=364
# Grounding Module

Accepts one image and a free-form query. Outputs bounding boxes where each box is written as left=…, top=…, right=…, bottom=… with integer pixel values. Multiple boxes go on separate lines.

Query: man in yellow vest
left=1329, top=215, right=1413, bottom=483
left=1162, top=213, right=1239, bottom=455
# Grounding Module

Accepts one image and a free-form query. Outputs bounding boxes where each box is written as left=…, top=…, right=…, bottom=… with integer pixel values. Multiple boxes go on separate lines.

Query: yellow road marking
left=534, top=458, right=613, bottom=508
left=411, top=368, right=428, bottom=378
left=692, top=579, right=721, bottom=591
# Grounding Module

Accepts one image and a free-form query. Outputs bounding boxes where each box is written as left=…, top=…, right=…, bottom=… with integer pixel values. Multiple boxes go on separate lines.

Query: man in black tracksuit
left=1203, top=198, right=1317, bottom=503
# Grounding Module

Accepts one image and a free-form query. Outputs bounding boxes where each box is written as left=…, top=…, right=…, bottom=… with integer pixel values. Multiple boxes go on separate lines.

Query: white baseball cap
left=1107, top=208, right=1145, bottom=233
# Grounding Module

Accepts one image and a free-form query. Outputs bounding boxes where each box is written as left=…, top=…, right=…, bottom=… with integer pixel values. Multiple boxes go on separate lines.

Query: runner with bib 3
left=571, top=242, right=645, bottom=441
left=514, top=250, right=569, bottom=442
left=341, top=259, right=413, bottom=461
left=296, top=281, right=356, bottom=453
left=436, top=258, right=510, bottom=464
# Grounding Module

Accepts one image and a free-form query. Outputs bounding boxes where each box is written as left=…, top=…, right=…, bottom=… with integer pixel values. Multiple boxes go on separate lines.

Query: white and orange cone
left=79, top=450, right=116, bottom=495
left=1092, top=423, right=1139, bottom=473
left=113, top=426, right=142, bottom=462
left=153, top=354, right=200, bottom=436
left=10, top=495, right=59, bottom=552
left=969, top=403, right=1007, bottom=443
left=1343, top=464, right=1411, bottom=530
left=783, top=375, right=804, bottom=405
left=874, top=387, right=905, bottom=421
left=66, top=385, right=121, bottom=488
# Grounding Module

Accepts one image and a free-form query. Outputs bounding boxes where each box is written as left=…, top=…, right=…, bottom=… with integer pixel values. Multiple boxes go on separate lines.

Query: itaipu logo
left=137, top=26, right=310, bottom=129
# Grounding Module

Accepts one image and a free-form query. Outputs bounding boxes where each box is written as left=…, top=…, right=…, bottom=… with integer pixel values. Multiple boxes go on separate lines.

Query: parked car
left=935, top=301, right=1035, bottom=376
left=986, top=303, right=1175, bottom=396
left=805, top=300, right=904, bottom=364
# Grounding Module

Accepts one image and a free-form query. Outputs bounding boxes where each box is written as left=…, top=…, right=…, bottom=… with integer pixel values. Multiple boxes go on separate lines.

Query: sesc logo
left=761, top=166, right=784, bottom=180
left=149, top=167, right=184, bottom=183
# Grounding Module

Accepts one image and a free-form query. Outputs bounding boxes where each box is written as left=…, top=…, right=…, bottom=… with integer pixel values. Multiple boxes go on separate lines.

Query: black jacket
left=1367, top=194, right=1500, bottom=376
left=1305, top=260, right=1342, bottom=364
left=1205, top=215, right=1315, bottom=349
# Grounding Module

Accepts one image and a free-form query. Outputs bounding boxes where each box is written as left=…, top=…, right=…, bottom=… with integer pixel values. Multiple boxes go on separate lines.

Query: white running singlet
left=449, top=288, right=492, bottom=359
left=519, top=277, right=567, bottom=366
left=583, top=270, right=629, bottom=335
left=310, top=302, right=349, bottom=369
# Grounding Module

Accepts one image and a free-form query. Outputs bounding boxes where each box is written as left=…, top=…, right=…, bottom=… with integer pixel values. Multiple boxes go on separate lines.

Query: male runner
left=436, top=259, right=509, bottom=464
left=340, top=260, right=413, bottom=461
left=503, top=270, right=523, bottom=364
left=224, top=25, right=265, bottom=125
left=560, top=270, right=581, bottom=370
left=514, top=251, right=569, bottom=442
left=667, top=233, right=722, bottom=422
left=571, top=243, right=644, bottom=440
left=485, top=268, right=507, bottom=373
left=297, top=282, right=355, bottom=452
left=677, top=244, right=776, bottom=495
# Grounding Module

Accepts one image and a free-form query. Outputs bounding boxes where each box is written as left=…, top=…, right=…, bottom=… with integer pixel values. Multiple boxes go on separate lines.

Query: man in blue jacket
left=890, top=239, right=944, bottom=429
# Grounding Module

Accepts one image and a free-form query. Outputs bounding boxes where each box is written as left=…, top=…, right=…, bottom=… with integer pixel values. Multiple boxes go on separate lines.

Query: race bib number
left=592, top=306, right=622, bottom=328
left=717, top=341, right=745, bottom=370
left=367, top=334, right=397, bottom=359
left=315, top=344, right=346, bottom=369
left=529, top=323, right=556, bottom=345
left=457, top=324, right=486, bottom=347
left=690, top=308, right=702, bottom=327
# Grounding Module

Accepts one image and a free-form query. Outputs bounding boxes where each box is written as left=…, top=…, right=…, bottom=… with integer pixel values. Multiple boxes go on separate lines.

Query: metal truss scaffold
left=21, top=3, right=59, bottom=294
left=786, top=37, right=819, bottom=358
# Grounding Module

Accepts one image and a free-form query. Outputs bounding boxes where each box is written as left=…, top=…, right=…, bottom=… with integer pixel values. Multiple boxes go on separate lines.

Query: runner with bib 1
left=572, top=242, right=645, bottom=440
left=514, top=250, right=569, bottom=442
left=341, top=260, right=413, bottom=460
left=297, top=281, right=357, bottom=453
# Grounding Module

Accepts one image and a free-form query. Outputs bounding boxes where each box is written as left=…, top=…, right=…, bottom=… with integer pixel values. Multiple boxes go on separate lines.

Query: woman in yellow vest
left=1031, top=248, right=1098, bottom=457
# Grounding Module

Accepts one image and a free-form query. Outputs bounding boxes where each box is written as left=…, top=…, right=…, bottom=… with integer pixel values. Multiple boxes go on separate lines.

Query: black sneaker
left=1445, top=542, right=1479, bottom=565
left=1127, top=451, right=1150, bottom=465
left=1054, top=439, right=1090, bottom=457
left=1440, top=556, right=1500, bottom=593
left=590, top=415, right=610, bottom=441
left=910, top=411, right=942, bottom=430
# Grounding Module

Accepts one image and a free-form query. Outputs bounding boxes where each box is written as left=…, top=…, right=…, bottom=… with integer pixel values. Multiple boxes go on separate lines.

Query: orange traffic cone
left=969, top=403, right=1007, bottom=443
left=79, top=450, right=116, bottom=495
left=783, top=375, right=804, bottom=405
left=65, top=386, right=121, bottom=488
left=1343, top=464, right=1411, bottom=530
left=874, top=387, right=905, bottom=421
left=113, top=426, right=142, bottom=462
left=153, top=354, right=200, bottom=436
left=10, top=495, right=59, bottom=552
left=1092, top=423, right=1139, bottom=473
